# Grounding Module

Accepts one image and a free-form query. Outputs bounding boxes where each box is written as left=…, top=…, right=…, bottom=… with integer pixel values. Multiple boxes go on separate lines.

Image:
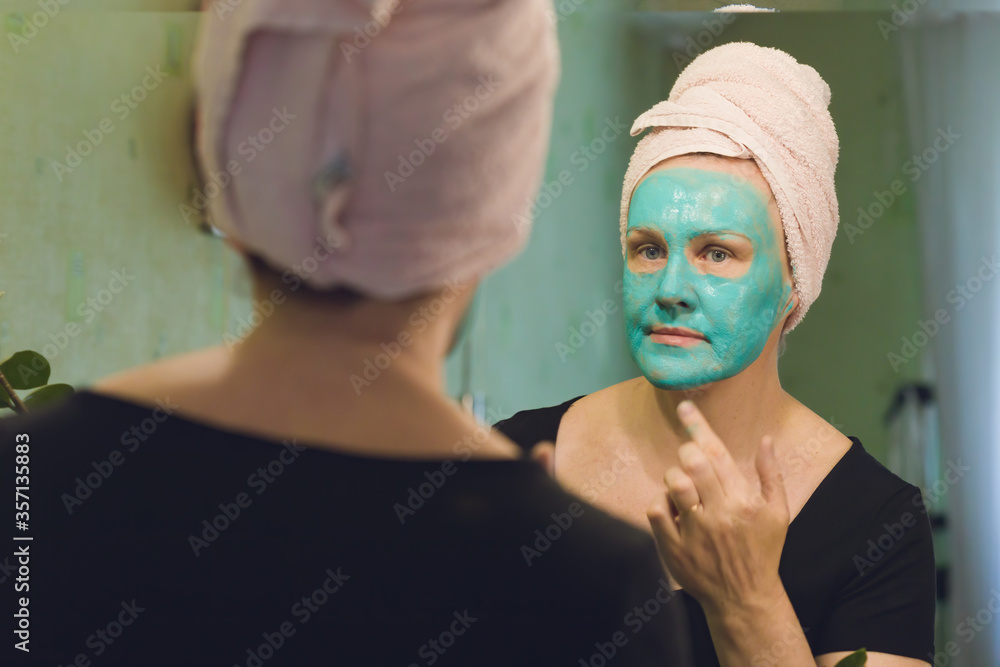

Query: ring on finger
left=675, top=503, right=702, bottom=520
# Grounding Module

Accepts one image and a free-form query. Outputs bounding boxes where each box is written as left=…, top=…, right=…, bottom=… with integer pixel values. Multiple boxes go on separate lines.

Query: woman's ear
left=778, top=287, right=799, bottom=334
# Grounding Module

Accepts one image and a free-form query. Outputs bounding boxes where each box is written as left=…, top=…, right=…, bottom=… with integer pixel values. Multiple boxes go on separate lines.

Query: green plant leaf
left=23, top=384, right=75, bottom=410
left=0, top=351, right=51, bottom=389
left=832, top=648, right=867, bottom=667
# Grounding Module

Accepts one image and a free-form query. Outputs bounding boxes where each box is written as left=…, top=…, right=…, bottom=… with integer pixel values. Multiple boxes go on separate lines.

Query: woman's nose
left=655, top=257, right=698, bottom=316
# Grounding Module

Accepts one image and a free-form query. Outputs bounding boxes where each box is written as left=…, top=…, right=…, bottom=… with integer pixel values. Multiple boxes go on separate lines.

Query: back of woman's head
left=192, top=0, right=560, bottom=300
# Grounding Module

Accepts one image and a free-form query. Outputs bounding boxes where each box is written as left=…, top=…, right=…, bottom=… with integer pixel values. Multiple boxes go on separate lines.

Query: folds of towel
left=193, top=0, right=559, bottom=298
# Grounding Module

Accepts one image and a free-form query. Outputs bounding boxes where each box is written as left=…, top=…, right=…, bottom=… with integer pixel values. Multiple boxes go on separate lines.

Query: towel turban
left=619, top=42, right=839, bottom=331
left=192, top=0, right=559, bottom=297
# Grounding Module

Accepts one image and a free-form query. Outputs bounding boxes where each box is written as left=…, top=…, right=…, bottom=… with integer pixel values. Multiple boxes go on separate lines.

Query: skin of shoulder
left=92, top=345, right=525, bottom=461
left=557, top=377, right=644, bottom=446
left=559, top=378, right=855, bottom=525
left=92, top=346, right=229, bottom=404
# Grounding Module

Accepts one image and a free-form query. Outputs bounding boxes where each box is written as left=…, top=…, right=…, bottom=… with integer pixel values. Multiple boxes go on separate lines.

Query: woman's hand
left=646, top=400, right=790, bottom=620
left=529, top=440, right=556, bottom=477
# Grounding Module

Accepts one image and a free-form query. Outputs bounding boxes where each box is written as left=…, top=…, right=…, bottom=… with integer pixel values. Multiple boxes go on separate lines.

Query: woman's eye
left=707, top=249, right=729, bottom=263
left=641, top=246, right=664, bottom=260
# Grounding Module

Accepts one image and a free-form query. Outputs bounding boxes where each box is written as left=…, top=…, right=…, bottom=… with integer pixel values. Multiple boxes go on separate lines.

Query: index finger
left=676, top=400, right=742, bottom=490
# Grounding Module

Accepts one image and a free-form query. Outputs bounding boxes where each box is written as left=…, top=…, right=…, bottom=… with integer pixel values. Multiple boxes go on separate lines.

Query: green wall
left=460, top=11, right=926, bottom=468
left=0, top=5, right=951, bottom=654
left=0, top=9, right=926, bottom=468
left=0, top=12, right=252, bottom=385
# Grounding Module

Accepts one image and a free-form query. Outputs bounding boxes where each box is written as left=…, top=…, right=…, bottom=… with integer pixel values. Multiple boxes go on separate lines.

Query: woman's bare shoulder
left=559, top=377, right=646, bottom=439
left=785, top=399, right=852, bottom=447
left=91, top=347, right=230, bottom=407
left=779, top=397, right=855, bottom=477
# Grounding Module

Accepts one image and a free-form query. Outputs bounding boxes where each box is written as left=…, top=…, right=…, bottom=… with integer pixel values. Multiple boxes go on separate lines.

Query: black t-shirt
left=0, top=391, right=694, bottom=666
left=495, top=396, right=938, bottom=665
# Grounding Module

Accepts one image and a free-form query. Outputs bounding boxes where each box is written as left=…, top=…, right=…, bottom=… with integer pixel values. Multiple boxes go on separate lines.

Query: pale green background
left=459, top=11, right=928, bottom=470
left=0, top=1, right=943, bottom=651
left=0, top=9, right=927, bottom=460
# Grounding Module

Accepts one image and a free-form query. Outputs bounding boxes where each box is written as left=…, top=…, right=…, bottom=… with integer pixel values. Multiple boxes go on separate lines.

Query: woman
left=497, top=43, right=936, bottom=666
left=0, top=1, right=693, bottom=665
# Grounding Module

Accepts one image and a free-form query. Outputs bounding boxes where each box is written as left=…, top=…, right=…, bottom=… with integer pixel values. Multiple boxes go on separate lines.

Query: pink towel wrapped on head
left=619, top=42, right=839, bottom=332
left=193, top=0, right=559, bottom=298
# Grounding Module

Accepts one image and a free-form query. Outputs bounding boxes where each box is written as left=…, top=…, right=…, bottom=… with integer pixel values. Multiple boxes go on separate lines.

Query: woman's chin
left=643, top=370, right=711, bottom=393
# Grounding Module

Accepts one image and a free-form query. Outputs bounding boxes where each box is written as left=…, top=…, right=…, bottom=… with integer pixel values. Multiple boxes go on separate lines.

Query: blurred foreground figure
left=1, top=1, right=692, bottom=665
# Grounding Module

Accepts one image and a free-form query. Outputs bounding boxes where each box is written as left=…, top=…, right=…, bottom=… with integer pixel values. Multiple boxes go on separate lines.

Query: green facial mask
left=623, top=168, right=793, bottom=391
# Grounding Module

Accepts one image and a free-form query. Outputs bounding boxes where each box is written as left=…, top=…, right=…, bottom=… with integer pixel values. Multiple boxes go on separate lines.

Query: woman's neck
left=641, top=356, right=791, bottom=465
left=93, top=288, right=512, bottom=459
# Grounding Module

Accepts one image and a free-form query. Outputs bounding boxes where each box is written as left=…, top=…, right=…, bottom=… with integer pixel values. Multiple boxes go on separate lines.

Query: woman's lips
left=648, top=326, right=707, bottom=348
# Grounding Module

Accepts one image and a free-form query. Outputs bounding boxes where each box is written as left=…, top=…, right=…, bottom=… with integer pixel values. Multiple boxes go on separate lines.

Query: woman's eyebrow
left=685, top=229, right=752, bottom=242
left=626, top=227, right=666, bottom=242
